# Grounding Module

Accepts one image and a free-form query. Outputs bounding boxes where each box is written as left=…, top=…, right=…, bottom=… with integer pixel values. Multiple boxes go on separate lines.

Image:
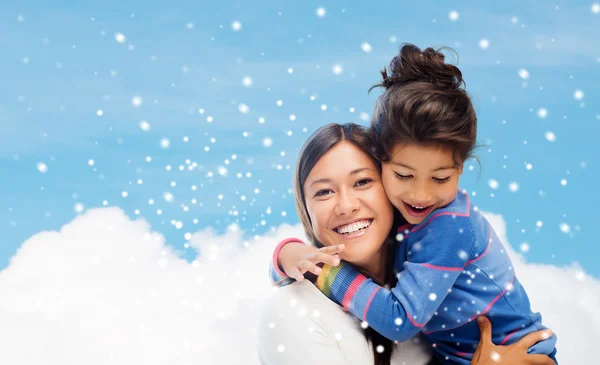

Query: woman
left=257, top=123, right=554, bottom=365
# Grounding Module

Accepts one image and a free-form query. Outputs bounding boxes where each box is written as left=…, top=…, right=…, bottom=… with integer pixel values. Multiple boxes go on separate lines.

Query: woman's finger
left=476, top=316, right=493, bottom=347
left=525, top=354, right=556, bottom=365
left=515, top=329, right=553, bottom=351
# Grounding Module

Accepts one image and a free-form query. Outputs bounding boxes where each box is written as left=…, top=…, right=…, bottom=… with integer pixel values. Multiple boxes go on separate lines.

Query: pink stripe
left=469, top=274, right=516, bottom=322
left=272, top=238, right=305, bottom=278
left=499, top=328, right=519, bottom=345
left=424, top=273, right=517, bottom=335
left=362, top=287, right=381, bottom=320
left=454, top=351, right=472, bottom=357
left=397, top=223, right=412, bottom=233
left=423, top=263, right=463, bottom=272
left=342, top=275, right=366, bottom=310
left=411, top=191, right=471, bottom=233
left=466, top=224, right=492, bottom=266
left=406, top=311, right=426, bottom=328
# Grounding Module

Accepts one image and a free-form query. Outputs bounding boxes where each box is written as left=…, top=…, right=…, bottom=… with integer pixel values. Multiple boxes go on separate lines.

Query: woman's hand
left=279, top=242, right=345, bottom=282
left=471, top=316, right=555, bottom=365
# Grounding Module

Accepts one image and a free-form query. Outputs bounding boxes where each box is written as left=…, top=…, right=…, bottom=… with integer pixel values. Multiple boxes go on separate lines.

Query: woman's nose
left=335, top=190, right=359, bottom=215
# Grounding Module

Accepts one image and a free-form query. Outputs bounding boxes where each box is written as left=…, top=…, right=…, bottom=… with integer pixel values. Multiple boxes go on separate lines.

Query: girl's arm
left=268, top=238, right=344, bottom=285
left=313, top=214, right=476, bottom=342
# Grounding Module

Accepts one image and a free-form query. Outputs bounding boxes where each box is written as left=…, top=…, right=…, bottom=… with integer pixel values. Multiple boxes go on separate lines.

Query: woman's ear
left=457, top=164, right=464, bottom=175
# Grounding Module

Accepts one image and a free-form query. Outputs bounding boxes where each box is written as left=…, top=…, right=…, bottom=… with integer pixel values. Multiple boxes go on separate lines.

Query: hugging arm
left=313, top=215, right=475, bottom=342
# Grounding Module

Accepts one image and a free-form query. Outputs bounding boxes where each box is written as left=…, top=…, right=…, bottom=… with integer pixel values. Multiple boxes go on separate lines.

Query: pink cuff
left=272, top=237, right=306, bottom=278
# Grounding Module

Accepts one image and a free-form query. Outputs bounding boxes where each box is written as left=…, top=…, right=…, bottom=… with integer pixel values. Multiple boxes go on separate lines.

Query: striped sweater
left=269, top=190, right=557, bottom=364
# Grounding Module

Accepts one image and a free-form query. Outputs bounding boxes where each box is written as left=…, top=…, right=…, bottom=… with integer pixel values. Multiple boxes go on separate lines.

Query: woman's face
left=303, top=141, right=394, bottom=268
left=381, top=143, right=462, bottom=225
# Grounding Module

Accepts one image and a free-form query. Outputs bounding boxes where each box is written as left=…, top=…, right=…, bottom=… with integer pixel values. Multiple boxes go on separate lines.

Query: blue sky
left=1, top=0, right=599, bottom=277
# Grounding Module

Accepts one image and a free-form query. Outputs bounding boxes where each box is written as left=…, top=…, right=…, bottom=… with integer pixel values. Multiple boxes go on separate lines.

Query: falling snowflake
left=559, top=222, right=570, bottom=233
left=520, top=243, right=530, bottom=253
left=74, top=203, right=85, bottom=213
left=573, top=89, right=584, bottom=100
left=537, top=108, right=548, bottom=119
left=37, top=162, right=48, bottom=173
left=508, top=182, right=519, bottom=192
left=545, top=131, right=556, bottom=142
left=448, top=11, right=460, bottom=21
left=429, top=293, right=437, bottom=301
left=160, top=138, right=171, bottom=149
left=395, top=317, right=403, bottom=325
left=478, top=39, right=490, bottom=49
left=332, top=64, right=343, bottom=75
left=242, top=76, right=253, bottom=87
left=231, top=21, right=242, bottom=31
left=139, top=120, right=151, bottom=131
left=263, top=137, right=273, bottom=147
left=96, top=109, right=104, bottom=116
left=88, top=159, right=95, bottom=166
left=560, top=179, right=567, bottom=186
left=114, top=32, right=126, bottom=43
left=592, top=3, right=600, bottom=14
left=488, top=179, right=499, bottom=190
left=316, top=7, right=326, bottom=17
left=361, top=42, right=372, bottom=53
left=164, top=192, right=174, bottom=202
left=131, top=96, right=143, bottom=107
left=518, top=69, right=530, bottom=80
left=238, top=103, right=250, bottom=114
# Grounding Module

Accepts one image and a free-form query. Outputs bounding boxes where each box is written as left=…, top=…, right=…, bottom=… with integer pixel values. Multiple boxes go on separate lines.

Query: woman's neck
left=355, top=242, right=389, bottom=285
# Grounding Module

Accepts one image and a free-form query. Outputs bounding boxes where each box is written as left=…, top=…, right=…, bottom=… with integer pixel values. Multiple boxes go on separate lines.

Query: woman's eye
left=355, top=178, right=373, bottom=187
left=315, top=189, right=332, bottom=197
left=433, top=177, right=451, bottom=184
left=394, top=172, right=412, bottom=180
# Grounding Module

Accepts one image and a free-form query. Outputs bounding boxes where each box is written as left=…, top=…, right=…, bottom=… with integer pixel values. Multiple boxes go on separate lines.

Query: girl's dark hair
left=293, top=123, right=401, bottom=365
left=369, top=43, right=477, bottom=166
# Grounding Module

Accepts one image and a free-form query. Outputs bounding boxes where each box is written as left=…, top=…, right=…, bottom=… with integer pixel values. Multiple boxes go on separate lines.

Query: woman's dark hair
left=369, top=43, right=477, bottom=166
left=293, top=123, right=401, bottom=365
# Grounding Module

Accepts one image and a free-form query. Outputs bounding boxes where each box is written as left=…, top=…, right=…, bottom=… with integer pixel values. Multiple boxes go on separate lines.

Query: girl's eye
left=355, top=178, right=373, bottom=187
left=394, top=172, right=412, bottom=180
left=315, top=189, right=333, bottom=197
left=433, top=177, right=451, bottom=184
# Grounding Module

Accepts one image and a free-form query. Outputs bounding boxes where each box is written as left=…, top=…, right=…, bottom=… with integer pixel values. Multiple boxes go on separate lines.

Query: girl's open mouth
left=403, top=202, right=434, bottom=218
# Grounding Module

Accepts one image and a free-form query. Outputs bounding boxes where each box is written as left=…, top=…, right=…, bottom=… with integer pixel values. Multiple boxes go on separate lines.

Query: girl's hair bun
left=378, top=44, right=464, bottom=91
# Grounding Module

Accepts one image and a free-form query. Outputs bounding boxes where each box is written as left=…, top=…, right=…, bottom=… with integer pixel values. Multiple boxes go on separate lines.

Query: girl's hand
left=279, top=242, right=345, bottom=282
left=471, top=316, right=555, bottom=365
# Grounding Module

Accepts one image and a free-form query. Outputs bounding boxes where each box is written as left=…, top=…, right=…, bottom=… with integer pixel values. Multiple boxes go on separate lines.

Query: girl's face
left=303, top=141, right=394, bottom=268
left=381, top=143, right=463, bottom=225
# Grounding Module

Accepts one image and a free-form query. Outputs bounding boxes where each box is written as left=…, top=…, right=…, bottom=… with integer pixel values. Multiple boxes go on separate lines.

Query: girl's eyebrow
left=391, top=162, right=455, bottom=172
left=308, top=167, right=377, bottom=187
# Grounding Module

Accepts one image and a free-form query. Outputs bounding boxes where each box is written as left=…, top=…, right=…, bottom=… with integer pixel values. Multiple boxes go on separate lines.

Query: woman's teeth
left=335, top=219, right=372, bottom=235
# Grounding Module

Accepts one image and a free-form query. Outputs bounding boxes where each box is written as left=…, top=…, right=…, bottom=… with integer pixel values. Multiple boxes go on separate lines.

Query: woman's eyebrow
left=350, top=167, right=377, bottom=175
left=308, top=167, right=376, bottom=187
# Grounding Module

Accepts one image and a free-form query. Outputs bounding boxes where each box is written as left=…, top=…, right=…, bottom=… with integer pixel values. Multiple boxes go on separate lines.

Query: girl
left=268, top=45, right=557, bottom=364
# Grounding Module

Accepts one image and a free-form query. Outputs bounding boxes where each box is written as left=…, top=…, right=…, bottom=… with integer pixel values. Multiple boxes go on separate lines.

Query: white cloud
left=0, top=208, right=597, bottom=364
